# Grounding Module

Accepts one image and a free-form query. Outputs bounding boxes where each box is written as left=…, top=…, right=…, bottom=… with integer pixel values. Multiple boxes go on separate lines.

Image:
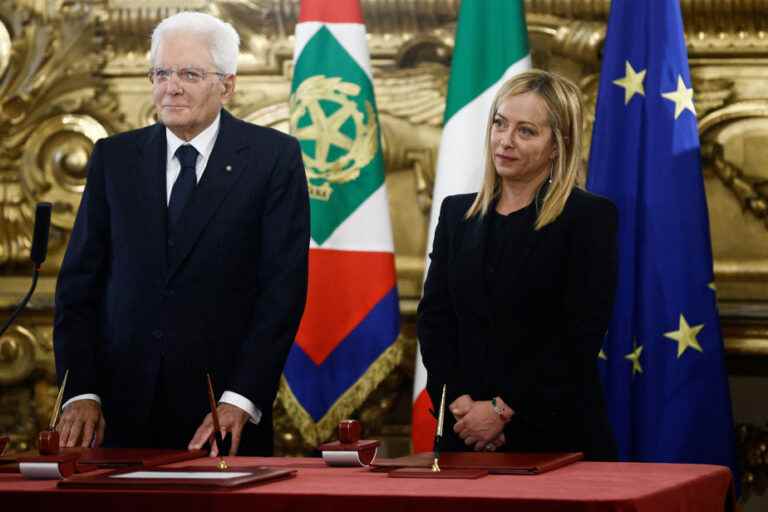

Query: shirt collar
left=165, top=111, right=221, bottom=161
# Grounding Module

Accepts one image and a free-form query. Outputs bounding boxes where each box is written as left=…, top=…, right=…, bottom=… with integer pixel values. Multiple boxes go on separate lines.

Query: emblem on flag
left=290, top=75, right=379, bottom=200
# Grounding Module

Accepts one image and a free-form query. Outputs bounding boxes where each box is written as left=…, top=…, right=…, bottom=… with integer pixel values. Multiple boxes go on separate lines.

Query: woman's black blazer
left=417, top=188, right=619, bottom=460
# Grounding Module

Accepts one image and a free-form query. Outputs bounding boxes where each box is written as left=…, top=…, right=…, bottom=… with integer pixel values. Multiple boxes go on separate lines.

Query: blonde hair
left=465, top=69, right=584, bottom=230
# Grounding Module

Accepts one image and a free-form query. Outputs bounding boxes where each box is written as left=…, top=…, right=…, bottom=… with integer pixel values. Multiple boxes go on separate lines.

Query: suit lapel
left=166, top=110, right=251, bottom=281
left=137, top=123, right=169, bottom=270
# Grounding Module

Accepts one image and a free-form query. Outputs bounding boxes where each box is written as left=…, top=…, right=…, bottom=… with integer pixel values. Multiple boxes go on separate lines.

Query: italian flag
left=412, top=0, right=531, bottom=452
left=282, top=0, right=401, bottom=446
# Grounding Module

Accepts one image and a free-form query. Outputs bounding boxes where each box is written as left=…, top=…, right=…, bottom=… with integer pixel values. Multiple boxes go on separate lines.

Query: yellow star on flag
left=663, top=314, right=704, bottom=358
left=613, top=61, right=646, bottom=105
left=661, top=76, right=696, bottom=119
left=598, top=349, right=607, bottom=360
left=625, top=343, right=643, bottom=376
left=708, top=281, right=716, bottom=291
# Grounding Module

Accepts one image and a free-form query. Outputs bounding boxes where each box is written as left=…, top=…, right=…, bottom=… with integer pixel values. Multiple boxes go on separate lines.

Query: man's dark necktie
left=168, top=144, right=198, bottom=229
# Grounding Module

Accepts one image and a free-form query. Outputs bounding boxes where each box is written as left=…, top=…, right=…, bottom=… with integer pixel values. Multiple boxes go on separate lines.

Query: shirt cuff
left=220, top=391, right=262, bottom=425
left=63, top=394, right=102, bottom=410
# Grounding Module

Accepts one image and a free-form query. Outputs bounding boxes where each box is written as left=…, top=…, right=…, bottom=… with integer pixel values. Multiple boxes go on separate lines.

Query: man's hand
left=448, top=394, right=474, bottom=421
left=453, top=400, right=505, bottom=451
left=188, top=403, right=249, bottom=456
left=57, top=399, right=105, bottom=448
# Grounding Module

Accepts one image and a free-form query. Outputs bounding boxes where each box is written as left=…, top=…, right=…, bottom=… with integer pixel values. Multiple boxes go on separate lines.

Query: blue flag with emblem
left=586, top=0, right=738, bottom=483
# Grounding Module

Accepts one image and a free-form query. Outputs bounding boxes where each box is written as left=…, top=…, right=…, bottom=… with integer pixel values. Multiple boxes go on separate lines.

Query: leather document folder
left=58, top=466, right=297, bottom=490
left=372, top=451, right=583, bottom=474
left=1, top=448, right=206, bottom=474
left=74, top=448, right=206, bottom=470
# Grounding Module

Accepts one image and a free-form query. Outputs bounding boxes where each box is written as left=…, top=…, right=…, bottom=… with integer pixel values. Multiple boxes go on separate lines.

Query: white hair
left=150, top=11, right=240, bottom=74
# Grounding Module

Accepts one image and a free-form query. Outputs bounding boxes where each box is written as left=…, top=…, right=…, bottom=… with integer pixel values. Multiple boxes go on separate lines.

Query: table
left=0, top=456, right=733, bottom=511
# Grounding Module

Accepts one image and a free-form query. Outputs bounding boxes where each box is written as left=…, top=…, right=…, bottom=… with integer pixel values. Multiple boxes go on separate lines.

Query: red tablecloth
left=0, top=456, right=732, bottom=512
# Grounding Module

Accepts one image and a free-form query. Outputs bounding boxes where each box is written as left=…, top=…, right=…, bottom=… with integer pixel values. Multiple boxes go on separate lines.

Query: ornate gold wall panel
left=1, top=0, right=767, bottom=497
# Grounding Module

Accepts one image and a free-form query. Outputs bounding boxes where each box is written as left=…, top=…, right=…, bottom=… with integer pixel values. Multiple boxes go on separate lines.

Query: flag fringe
left=278, top=336, right=404, bottom=446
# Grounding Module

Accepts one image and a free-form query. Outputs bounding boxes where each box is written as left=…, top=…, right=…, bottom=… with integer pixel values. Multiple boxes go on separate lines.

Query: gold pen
left=49, top=369, right=69, bottom=430
left=432, top=384, right=447, bottom=472
left=206, top=373, right=229, bottom=470
left=39, top=369, right=68, bottom=455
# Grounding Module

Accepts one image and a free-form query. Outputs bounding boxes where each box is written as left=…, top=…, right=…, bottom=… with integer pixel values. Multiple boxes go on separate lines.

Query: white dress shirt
left=63, top=112, right=262, bottom=425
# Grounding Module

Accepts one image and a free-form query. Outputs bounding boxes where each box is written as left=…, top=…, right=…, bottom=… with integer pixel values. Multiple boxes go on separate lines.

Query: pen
left=432, top=383, right=447, bottom=472
left=50, top=370, right=69, bottom=430
left=206, top=373, right=229, bottom=470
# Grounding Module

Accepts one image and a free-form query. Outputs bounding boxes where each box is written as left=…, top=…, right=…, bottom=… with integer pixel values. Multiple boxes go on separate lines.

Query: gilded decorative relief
left=0, top=1, right=127, bottom=271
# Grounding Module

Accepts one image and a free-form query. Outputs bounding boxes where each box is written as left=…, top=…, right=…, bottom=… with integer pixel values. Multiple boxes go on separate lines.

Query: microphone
left=31, top=202, right=52, bottom=267
left=0, top=202, right=52, bottom=337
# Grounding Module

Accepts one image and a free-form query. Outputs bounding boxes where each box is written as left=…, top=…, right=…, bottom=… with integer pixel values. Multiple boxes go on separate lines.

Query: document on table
left=112, top=471, right=252, bottom=479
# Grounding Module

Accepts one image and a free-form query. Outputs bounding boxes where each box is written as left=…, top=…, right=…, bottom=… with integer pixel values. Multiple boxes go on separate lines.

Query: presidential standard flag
left=587, top=0, right=737, bottom=481
left=412, top=0, right=531, bottom=452
left=283, top=0, right=401, bottom=445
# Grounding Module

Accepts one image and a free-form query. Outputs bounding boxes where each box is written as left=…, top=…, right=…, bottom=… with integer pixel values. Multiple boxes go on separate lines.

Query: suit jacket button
left=152, top=329, right=163, bottom=339
left=167, top=239, right=175, bottom=248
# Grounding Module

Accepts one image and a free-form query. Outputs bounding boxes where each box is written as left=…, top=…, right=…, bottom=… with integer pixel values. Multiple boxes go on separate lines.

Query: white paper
left=19, top=462, right=63, bottom=480
left=111, top=471, right=251, bottom=480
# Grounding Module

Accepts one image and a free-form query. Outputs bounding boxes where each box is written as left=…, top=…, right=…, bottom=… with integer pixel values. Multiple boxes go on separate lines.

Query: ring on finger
left=485, top=443, right=495, bottom=451
left=465, top=437, right=475, bottom=445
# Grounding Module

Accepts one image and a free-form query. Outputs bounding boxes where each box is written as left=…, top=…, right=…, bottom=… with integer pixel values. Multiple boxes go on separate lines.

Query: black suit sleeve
left=563, top=198, right=618, bottom=373
left=417, top=196, right=463, bottom=410
left=504, top=195, right=618, bottom=428
left=228, top=136, right=309, bottom=412
left=53, top=139, right=110, bottom=399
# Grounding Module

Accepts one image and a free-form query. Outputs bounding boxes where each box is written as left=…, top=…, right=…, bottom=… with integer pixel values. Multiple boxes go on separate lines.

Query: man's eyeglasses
left=148, top=67, right=227, bottom=84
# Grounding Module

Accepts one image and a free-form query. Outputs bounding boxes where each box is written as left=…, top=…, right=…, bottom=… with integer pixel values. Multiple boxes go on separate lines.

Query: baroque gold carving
left=375, top=65, right=447, bottom=127
left=738, top=422, right=768, bottom=500
left=0, top=322, right=55, bottom=453
left=703, top=142, right=768, bottom=230
left=0, top=325, right=36, bottom=385
left=20, top=114, right=110, bottom=229
left=0, top=324, right=53, bottom=386
left=693, top=78, right=734, bottom=118
left=0, top=2, right=127, bottom=269
left=528, top=15, right=605, bottom=65
left=700, top=100, right=768, bottom=232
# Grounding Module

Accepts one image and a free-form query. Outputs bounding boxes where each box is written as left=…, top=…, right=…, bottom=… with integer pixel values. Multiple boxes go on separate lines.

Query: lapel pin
left=225, top=165, right=232, bottom=172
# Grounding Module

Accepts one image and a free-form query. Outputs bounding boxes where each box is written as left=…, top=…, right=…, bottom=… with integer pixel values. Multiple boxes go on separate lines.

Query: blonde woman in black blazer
left=418, top=70, right=618, bottom=460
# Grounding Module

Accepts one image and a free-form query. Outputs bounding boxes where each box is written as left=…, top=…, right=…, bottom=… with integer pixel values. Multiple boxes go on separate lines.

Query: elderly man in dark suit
left=53, top=11, right=309, bottom=456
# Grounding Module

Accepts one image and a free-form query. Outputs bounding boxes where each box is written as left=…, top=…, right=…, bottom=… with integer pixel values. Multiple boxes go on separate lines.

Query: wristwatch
left=491, top=397, right=512, bottom=422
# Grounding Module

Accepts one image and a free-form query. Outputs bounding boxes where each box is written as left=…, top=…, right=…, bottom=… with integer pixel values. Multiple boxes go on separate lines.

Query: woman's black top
left=484, top=202, right=536, bottom=304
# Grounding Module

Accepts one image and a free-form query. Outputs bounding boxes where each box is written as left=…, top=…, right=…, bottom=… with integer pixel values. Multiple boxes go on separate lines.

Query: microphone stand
left=0, top=263, right=41, bottom=338
left=0, top=202, right=51, bottom=338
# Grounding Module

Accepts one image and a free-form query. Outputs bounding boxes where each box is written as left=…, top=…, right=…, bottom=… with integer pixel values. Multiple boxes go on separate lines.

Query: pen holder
left=38, top=429, right=60, bottom=455
left=18, top=452, right=79, bottom=480
left=319, top=420, right=379, bottom=467
left=338, top=419, right=361, bottom=443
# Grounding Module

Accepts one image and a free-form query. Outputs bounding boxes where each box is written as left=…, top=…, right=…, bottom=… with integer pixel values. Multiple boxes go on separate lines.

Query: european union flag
left=587, top=0, right=738, bottom=483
